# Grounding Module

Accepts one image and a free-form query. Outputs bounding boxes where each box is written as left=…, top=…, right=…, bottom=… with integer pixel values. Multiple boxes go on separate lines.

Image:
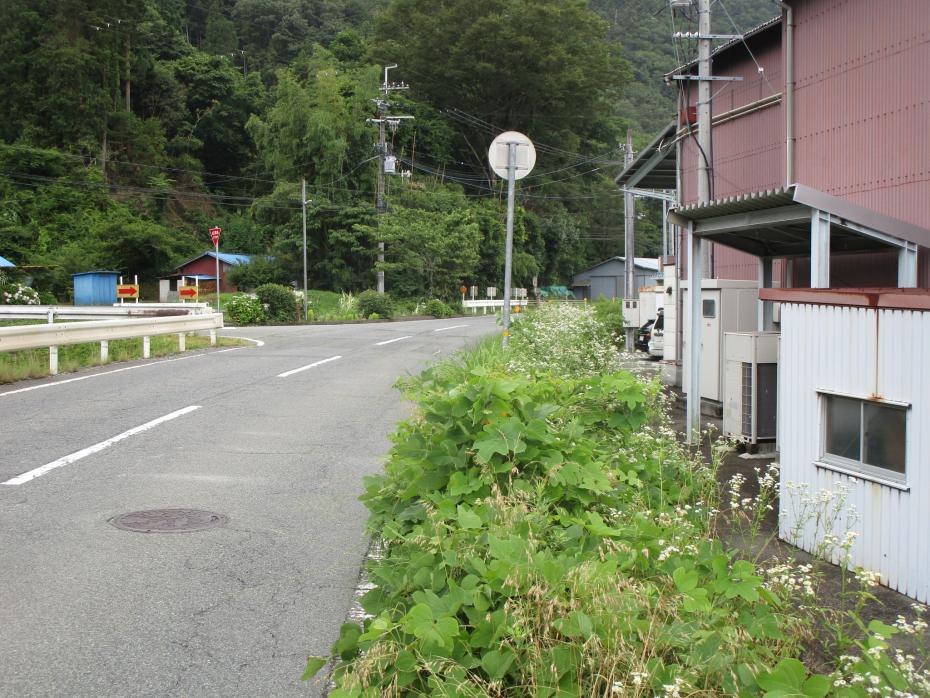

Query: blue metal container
left=72, top=271, right=120, bottom=305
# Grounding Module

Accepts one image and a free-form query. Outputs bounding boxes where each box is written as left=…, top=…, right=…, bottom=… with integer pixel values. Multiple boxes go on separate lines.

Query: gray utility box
left=723, top=331, right=779, bottom=444
left=621, top=299, right=640, bottom=328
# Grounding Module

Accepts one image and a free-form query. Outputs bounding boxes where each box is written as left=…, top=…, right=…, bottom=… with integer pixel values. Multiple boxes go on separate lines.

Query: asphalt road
left=0, top=316, right=497, bottom=697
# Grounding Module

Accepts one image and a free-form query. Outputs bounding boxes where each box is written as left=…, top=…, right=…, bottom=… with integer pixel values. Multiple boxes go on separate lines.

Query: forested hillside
left=0, top=0, right=777, bottom=301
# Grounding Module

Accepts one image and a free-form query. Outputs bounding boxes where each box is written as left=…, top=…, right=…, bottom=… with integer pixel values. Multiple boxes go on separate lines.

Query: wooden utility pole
left=368, top=65, right=412, bottom=294
left=623, top=128, right=635, bottom=351
left=687, top=0, right=713, bottom=442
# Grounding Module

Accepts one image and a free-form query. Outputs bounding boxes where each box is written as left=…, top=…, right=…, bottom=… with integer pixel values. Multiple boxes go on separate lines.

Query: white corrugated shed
left=778, top=301, right=929, bottom=603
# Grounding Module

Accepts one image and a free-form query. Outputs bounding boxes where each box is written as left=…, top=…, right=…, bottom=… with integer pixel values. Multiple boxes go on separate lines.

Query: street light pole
left=302, top=178, right=309, bottom=321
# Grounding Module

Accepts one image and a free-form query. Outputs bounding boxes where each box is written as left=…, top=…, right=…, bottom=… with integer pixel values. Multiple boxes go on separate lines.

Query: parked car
left=635, top=318, right=655, bottom=352
left=648, top=309, right=664, bottom=359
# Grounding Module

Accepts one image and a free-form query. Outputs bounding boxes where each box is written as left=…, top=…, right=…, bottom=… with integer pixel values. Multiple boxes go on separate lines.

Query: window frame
left=818, top=390, right=909, bottom=486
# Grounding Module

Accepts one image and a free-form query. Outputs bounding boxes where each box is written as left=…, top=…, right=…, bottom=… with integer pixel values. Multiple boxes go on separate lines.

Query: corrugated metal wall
left=794, top=0, right=930, bottom=231
left=680, top=34, right=785, bottom=207
left=779, top=302, right=929, bottom=602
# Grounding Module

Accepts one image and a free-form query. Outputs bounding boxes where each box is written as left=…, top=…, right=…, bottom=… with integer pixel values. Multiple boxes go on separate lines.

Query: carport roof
left=614, top=121, right=677, bottom=191
left=668, top=185, right=930, bottom=257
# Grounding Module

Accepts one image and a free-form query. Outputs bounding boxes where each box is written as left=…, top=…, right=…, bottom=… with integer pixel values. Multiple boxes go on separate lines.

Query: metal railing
left=0, top=313, right=225, bottom=375
left=0, top=303, right=212, bottom=322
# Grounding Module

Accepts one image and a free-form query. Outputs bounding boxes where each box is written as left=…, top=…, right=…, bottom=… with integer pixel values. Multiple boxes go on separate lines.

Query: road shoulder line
left=1, top=405, right=201, bottom=485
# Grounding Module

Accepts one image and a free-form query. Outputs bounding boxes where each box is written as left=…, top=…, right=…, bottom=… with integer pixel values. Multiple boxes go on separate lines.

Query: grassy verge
left=0, top=334, right=243, bottom=384
left=305, top=303, right=929, bottom=697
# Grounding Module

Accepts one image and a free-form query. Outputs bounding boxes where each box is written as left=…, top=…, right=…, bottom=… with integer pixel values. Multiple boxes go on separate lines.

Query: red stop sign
left=209, top=227, right=222, bottom=245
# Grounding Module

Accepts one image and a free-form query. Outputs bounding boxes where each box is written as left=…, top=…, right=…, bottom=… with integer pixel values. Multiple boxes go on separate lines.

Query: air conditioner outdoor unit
left=723, top=332, right=779, bottom=444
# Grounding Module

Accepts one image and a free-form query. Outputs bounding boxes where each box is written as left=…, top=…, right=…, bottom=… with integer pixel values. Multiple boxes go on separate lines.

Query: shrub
left=0, top=280, right=40, bottom=305
left=255, top=283, right=300, bottom=322
left=224, top=294, right=265, bottom=325
left=357, top=289, right=394, bottom=319
left=509, top=302, right=621, bottom=377
left=38, top=290, right=57, bottom=305
left=423, top=298, right=453, bottom=318
left=593, top=297, right=625, bottom=348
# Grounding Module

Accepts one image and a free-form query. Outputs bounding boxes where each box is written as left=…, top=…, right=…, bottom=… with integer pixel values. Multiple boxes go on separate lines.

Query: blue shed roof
left=71, top=270, right=121, bottom=277
left=0, top=255, right=15, bottom=268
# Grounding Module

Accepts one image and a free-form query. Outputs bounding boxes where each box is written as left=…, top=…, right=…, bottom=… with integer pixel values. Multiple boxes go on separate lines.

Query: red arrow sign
left=209, top=226, right=222, bottom=246
left=179, top=286, right=199, bottom=298
left=116, top=284, right=139, bottom=298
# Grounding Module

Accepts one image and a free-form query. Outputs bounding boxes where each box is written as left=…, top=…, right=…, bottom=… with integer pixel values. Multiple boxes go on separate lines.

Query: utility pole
left=687, top=0, right=713, bottom=442
left=368, top=64, right=412, bottom=294
left=623, top=128, right=636, bottom=352
left=301, top=179, right=309, bottom=321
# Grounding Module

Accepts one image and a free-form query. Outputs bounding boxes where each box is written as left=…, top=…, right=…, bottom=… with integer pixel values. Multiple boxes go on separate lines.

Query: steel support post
left=210, top=329, right=217, bottom=346
left=758, top=257, right=774, bottom=330
left=100, top=340, right=109, bottom=363
left=502, top=143, right=516, bottom=348
left=687, top=227, right=703, bottom=443
left=178, top=332, right=186, bottom=352
left=49, top=345, right=58, bottom=375
left=810, top=209, right=831, bottom=288
left=143, top=335, right=151, bottom=359
left=898, top=244, right=918, bottom=288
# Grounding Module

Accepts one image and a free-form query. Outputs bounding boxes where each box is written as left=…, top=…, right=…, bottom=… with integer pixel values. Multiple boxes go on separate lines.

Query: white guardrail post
left=0, top=313, right=224, bottom=375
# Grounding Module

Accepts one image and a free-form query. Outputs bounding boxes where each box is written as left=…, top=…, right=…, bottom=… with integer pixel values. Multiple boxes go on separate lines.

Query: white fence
left=0, top=313, right=225, bottom=375
left=0, top=303, right=212, bottom=322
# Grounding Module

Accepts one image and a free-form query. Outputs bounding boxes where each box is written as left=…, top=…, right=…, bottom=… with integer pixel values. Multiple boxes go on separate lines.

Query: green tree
left=375, top=206, right=481, bottom=298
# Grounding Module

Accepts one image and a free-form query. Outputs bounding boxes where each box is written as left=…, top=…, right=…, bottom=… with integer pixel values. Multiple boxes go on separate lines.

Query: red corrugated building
left=618, top=0, right=930, bottom=603
left=635, top=0, right=930, bottom=285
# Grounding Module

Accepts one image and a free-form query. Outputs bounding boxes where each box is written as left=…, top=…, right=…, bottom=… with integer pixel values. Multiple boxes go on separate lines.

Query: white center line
left=374, top=336, right=412, bottom=346
left=432, top=324, right=469, bottom=332
left=277, top=355, right=342, bottom=378
left=1, top=405, right=201, bottom=486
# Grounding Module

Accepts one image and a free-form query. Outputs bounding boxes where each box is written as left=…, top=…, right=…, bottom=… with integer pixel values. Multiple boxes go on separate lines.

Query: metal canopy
left=614, top=122, right=678, bottom=190
left=668, top=185, right=930, bottom=257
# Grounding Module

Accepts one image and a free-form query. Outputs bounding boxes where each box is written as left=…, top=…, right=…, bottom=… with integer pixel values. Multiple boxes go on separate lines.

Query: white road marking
left=0, top=353, right=208, bottom=398
left=374, top=336, right=411, bottom=346
left=222, top=335, right=265, bottom=347
left=213, top=347, right=242, bottom=354
left=432, top=324, right=468, bottom=332
left=277, top=355, right=342, bottom=378
left=1, top=405, right=201, bottom=486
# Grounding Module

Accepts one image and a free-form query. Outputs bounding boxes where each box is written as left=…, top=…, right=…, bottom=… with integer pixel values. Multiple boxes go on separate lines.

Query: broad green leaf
left=456, top=505, right=482, bottom=529
left=301, top=656, right=327, bottom=680
left=481, top=648, right=516, bottom=680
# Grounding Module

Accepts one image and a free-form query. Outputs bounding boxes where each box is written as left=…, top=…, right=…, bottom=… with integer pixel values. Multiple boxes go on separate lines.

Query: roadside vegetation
left=223, top=286, right=465, bottom=325
left=305, top=303, right=929, bottom=697
left=0, top=334, right=243, bottom=384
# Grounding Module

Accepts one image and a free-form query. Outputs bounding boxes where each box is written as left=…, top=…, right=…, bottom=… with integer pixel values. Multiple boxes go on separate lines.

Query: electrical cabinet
left=681, top=279, right=759, bottom=403
left=622, top=299, right=640, bottom=328
left=723, top=331, right=779, bottom=444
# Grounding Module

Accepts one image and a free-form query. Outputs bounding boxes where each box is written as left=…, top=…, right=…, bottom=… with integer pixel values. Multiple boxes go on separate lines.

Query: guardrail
left=0, top=313, right=224, bottom=375
left=463, top=299, right=534, bottom=315
left=0, top=303, right=212, bottom=321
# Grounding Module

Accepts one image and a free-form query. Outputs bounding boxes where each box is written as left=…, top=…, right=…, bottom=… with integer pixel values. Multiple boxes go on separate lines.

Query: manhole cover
left=110, top=509, right=228, bottom=533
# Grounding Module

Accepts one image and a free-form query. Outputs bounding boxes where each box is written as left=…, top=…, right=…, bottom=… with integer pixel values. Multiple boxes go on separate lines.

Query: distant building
left=0, top=255, right=15, bottom=268
left=571, top=257, right=659, bottom=301
left=160, top=252, right=253, bottom=301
